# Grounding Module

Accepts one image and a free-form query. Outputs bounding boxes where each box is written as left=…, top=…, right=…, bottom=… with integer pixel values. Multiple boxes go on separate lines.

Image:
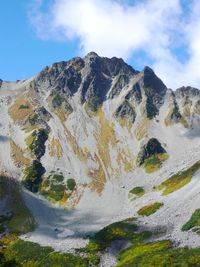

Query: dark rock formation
left=137, top=138, right=166, bottom=166
left=176, top=86, right=200, bottom=98
left=125, top=82, right=142, bottom=103
left=114, top=100, right=136, bottom=123
left=142, top=67, right=167, bottom=119
left=22, top=160, right=46, bottom=193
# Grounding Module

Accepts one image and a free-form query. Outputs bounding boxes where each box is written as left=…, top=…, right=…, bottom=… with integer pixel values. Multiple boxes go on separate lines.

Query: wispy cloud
left=30, top=0, right=200, bottom=89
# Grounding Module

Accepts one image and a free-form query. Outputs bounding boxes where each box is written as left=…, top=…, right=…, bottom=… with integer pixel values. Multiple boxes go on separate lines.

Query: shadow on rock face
left=184, top=127, right=200, bottom=139
left=0, top=135, right=9, bottom=142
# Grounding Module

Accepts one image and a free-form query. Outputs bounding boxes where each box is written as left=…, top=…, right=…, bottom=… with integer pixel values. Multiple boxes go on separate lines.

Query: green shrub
left=40, top=173, right=70, bottom=202
left=19, top=104, right=29, bottom=109
left=117, top=240, right=172, bottom=267
left=67, top=178, right=76, bottom=191
left=129, top=187, right=145, bottom=197
left=48, top=184, right=66, bottom=201
left=0, top=252, right=20, bottom=267
left=52, top=174, right=64, bottom=182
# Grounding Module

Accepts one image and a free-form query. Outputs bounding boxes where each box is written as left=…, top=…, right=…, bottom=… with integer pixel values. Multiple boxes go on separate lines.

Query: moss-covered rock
left=137, top=138, right=166, bottom=166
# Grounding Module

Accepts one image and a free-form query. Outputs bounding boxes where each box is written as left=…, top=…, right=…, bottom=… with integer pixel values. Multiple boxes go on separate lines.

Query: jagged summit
left=176, top=86, right=200, bottom=97
left=30, top=53, right=170, bottom=117
left=85, top=51, right=99, bottom=58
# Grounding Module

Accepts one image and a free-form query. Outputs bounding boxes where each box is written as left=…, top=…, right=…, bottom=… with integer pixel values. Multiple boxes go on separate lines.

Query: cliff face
left=1, top=52, right=200, bottom=251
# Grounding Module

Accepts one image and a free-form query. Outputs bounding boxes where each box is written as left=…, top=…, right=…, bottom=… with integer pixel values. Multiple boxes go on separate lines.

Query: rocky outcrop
left=141, top=67, right=167, bottom=119
left=31, top=52, right=137, bottom=112
left=137, top=138, right=166, bottom=166
left=50, top=90, right=73, bottom=114
left=175, top=86, right=200, bottom=99
left=125, top=82, right=142, bottom=103
left=80, top=53, right=137, bottom=110
left=22, top=160, right=46, bottom=193
left=114, top=100, right=136, bottom=123
left=33, top=57, right=84, bottom=96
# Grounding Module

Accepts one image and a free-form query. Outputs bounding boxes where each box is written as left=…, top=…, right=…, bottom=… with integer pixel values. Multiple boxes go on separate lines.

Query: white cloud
left=31, top=0, right=200, bottom=89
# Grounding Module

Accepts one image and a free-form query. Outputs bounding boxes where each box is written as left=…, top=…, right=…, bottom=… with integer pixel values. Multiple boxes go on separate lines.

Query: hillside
left=1, top=52, right=200, bottom=266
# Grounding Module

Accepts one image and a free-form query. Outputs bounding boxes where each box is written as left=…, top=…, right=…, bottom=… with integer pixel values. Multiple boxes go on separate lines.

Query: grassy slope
left=157, top=160, right=200, bottom=195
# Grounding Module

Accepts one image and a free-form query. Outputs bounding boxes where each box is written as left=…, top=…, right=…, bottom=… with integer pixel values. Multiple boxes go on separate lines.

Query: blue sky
left=0, top=0, right=78, bottom=81
left=1, top=0, right=200, bottom=89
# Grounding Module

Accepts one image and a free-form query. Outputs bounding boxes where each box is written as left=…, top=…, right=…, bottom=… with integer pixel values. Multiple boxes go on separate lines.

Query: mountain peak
left=85, top=51, right=99, bottom=58
left=143, top=66, right=154, bottom=74
left=141, top=65, right=167, bottom=94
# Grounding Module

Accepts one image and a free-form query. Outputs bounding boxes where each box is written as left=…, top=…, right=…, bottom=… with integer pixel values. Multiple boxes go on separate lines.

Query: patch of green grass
left=156, top=160, right=200, bottom=195
left=182, top=209, right=200, bottom=232
left=19, top=104, right=29, bottom=109
left=117, top=240, right=172, bottom=267
left=4, top=239, right=92, bottom=267
left=137, top=202, right=163, bottom=216
left=5, top=239, right=53, bottom=263
left=129, top=187, right=145, bottom=198
left=0, top=252, right=20, bottom=267
left=142, top=153, right=169, bottom=173
left=117, top=242, right=200, bottom=267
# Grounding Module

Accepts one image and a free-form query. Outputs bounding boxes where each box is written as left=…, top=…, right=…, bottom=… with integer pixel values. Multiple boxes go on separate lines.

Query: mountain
left=1, top=52, right=200, bottom=266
